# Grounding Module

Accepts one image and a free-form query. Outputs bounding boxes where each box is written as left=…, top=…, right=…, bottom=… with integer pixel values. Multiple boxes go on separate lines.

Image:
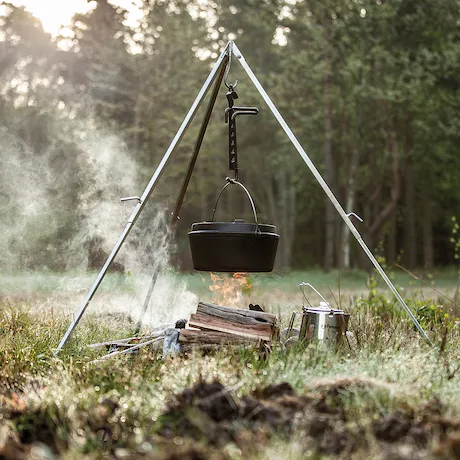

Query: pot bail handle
left=211, top=177, right=259, bottom=229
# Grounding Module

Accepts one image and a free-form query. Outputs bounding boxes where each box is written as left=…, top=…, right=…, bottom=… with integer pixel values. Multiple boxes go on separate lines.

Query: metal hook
left=120, top=196, right=141, bottom=203
left=224, top=43, right=238, bottom=89
left=346, top=212, right=363, bottom=223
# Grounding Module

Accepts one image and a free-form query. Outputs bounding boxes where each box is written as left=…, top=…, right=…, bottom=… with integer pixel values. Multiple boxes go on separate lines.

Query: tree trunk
left=287, top=177, right=296, bottom=266
left=277, top=169, right=296, bottom=267
left=369, top=129, right=401, bottom=244
left=324, top=73, right=335, bottom=270
left=422, top=186, right=434, bottom=269
left=279, top=169, right=288, bottom=267
left=404, top=157, right=417, bottom=268
left=341, top=133, right=360, bottom=269
left=256, top=177, right=282, bottom=268
left=403, top=114, right=416, bottom=268
left=342, top=55, right=365, bottom=270
left=199, top=160, right=207, bottom=221
left=387, top=213, right=397, bottom=265
left=341, top=183, right=355, bottom=269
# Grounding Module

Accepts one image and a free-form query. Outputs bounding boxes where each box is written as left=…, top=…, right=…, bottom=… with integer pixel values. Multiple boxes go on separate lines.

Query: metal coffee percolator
left=284, top=283, right=350, bottom=348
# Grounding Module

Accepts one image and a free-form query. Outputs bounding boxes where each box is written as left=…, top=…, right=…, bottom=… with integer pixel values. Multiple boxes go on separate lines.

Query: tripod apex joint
left=55, top=40, right=431, bottom=353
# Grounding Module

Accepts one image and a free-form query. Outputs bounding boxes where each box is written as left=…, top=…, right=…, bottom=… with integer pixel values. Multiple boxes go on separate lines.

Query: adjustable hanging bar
left=231, top=42, right=431, bottom=345
left=224, top=83, right=258, bottom=180
left=226, top=87, right=239, bottom=178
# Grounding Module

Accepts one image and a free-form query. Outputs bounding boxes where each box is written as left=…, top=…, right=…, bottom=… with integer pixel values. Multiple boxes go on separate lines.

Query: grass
left=1, top=268, right=460, bottom=458
left=3, top=266, right=458, bottom=297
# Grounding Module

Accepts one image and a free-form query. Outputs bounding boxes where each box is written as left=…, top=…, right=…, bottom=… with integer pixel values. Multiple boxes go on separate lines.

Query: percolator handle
left=299, top=282, right=332, bottom=311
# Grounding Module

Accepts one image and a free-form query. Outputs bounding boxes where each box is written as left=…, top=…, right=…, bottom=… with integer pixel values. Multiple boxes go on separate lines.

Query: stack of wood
left=179, top=302, right=278, bottom=352
left=88, top=302, right=278, bottom=362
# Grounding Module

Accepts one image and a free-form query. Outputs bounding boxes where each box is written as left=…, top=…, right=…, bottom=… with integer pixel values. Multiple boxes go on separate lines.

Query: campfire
left=87, top=273, right=350, bottom=362
left=208, top=272, right=251, bottom=307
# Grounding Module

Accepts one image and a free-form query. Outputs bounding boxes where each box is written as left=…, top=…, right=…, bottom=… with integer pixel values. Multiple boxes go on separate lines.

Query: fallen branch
left=88, top=329, right=168, bottom=349
left=91, top=336, right=164, bottom=363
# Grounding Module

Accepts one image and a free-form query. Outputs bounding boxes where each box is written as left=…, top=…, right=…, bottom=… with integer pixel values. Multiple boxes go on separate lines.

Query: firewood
left=179, top=328, right=261, bottom=345
left=181, top=343, right=253, bottom=353
left=181, top=344, right=221, bottom=353
left=188, top=314, right=272, bottom=340
left=196, top=302, right=277, bottom=326
left=187, top=302, right=277, bottom=341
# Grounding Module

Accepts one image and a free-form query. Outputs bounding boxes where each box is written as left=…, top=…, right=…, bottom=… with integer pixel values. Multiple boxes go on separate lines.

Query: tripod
left=56, top=41, right=431, bottom=352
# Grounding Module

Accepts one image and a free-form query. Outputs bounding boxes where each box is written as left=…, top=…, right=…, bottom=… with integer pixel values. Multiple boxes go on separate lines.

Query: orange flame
left=208, top=272, right=250, bottom=307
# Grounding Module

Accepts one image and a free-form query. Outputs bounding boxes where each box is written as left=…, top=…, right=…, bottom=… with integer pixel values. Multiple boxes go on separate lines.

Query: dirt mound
left=3, top=378, right=460, bottom=459
left=159, top=379, right=360, bottom=455
left=372, top=400, right=460, bottom=452
left=158, top=378, right=460, bottom=458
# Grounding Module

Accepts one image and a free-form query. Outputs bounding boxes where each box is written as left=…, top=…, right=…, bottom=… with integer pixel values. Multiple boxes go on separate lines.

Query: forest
left=4, top=3, right=460, bottom=459
left=2, top=0, right=460, bottom=273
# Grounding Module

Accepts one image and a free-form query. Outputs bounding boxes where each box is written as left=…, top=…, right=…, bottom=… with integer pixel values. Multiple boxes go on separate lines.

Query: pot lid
left=190, top=219, right=278, bottom=234
left=304, top=302, right=346, bottom=315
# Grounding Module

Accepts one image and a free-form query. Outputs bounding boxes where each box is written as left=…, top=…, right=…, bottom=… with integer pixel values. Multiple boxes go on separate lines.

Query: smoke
left=0, top=127, right=57, bottom=269
left=64, top=124, right=139, bottom=270
left=0, top=116, right=198, bottom=330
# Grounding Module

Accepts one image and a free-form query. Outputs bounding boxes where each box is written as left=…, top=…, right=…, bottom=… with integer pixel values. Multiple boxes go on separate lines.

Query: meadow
left=1, top=268, right=460, bottom=459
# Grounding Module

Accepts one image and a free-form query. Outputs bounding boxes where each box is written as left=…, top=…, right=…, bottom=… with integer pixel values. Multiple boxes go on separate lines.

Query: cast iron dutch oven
left=189, top=179, right=279, bottom=272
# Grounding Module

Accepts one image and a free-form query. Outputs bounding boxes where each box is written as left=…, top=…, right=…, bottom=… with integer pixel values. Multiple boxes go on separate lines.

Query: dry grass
left=1, top=273, right=460, bottom=459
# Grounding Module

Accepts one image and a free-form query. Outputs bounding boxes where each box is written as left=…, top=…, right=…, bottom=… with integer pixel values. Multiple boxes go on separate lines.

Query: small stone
left=114, top=447, right=132, bottom=459
left=29, top=442, right=55, bottom=460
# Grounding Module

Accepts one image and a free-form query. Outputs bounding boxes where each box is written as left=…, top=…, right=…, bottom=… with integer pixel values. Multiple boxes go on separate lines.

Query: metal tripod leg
left=55, top=44, right=231, bottom=353
left=133, top=262, right=163, bottom=336
left=134, top=57, right=228, bottom=334
left=231, top=42, right=431, bottom=345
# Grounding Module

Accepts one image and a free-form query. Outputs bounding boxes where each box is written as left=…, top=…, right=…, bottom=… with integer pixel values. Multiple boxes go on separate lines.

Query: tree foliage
left=1, top=0, right=460, bottom=271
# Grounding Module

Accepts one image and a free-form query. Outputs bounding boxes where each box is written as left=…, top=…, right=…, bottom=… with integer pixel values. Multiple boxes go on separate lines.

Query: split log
left=179, top=328, right=261, bottom=345
left=188, top=302, right=277, bottom=341
left=196, top=302, right=277, bottom=326
left=181, top=343, right=256, bottom=353
left=181, top=344, right=222, bottom=353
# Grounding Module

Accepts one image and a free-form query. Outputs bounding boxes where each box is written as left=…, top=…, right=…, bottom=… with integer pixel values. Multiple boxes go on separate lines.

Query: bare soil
left=3, top=377, right=458, bottom=459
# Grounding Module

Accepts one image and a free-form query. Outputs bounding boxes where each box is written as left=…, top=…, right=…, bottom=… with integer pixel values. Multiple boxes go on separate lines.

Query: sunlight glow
left=10, top=0, right=96, bottom=36
left=9, top=0, right=143, bottom=37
